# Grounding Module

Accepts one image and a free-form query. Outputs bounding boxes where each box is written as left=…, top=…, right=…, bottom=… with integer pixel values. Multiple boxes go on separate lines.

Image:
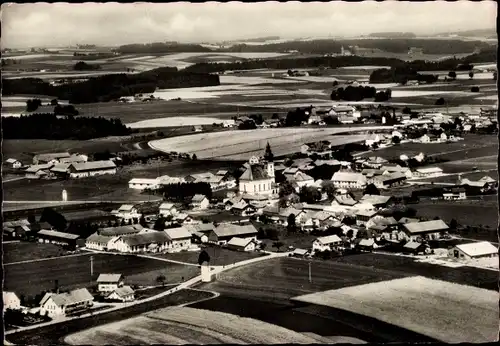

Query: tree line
left=3, top=113, right=132, bottom=140
left=114, top=42, right=212, bottom=54
left=73, top=61, right=101, bottom=70
left=2, top=66, right=220, bottom=104
left=159, top=182, right=212, bottom=203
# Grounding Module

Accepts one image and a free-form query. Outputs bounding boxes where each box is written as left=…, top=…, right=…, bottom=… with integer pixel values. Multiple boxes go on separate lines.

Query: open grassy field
left=64, top=306, right=327, bottom=345
left=155, top=245, right=268, bottom=266
left=149, top=126, right=389, bottom=160
left=3, top=242, right=73, bottom=264
left=292, top=276, right=498, bottom=343
left=3, top=253, right=196, bottom=297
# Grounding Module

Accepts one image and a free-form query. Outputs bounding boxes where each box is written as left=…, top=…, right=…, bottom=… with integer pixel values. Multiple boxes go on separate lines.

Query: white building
left=113, top=204, right=142, bottom=221
left=96, top=274, right=124, bottom=293
left=5, top=158, right=22, bottom=169
left=39, top=288, right=94, bottom=318
left=3, top=291, right=21, bottom=311
left=239, top=156, right=277, bottom=196
left=85, top=233, right=113, bottom=251
left=68, top=160, right=117, bottom=179
left=414, top=167, right=443, bottom=178
left=191, top=194, right=210, bottom=210
left=159, top=202, right=178, bottom=217
left=106, top=286, right=135, bottom=302
left=449, top=241, right=498, bottom=260
left=331, top=171, right=367, bottom=189
left=163, top=226, right=192, bottom=251
left=226, top=237, right=256, bottom=252
left=312, top=235, right=342, bottom=252
left=25, top=163, right=53, bottom=179
left=128, top=178, right=160, bottom=190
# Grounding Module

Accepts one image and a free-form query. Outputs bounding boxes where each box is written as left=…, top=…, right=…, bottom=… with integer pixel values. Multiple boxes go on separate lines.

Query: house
left=460, top=176, right=497, bottom=192
left=449, top=241, right=498, bottom=260
left=439, top=132, right=448, bottom=142
left=331, top=171, right=367, bottom=189
left=403, top=241, right=430, bottom=255
left=365, top=134, right=381, bottom=147
left=33, top=152, right=71, bottom=165
left=239, top=156, right=277, bottom=196
left=230, top=200, right=256, bottom=216
left=98, top=224, right=143, bottom=237
left=113, top=204, right=142, bottom=221
left=3, top=291, right=21, bottom=311
left=157, top=175, right=185, bottom=186
left=208, top=224, right=258, bottom=245
left=39, top=288, right=94, bottom=318
left=25, top=163, right=54, bottom=179
left=85, top=233, right=113, bottom=251
left=380, top=165, right=413, bottom=179
left=366, top=216, right=398, bottom=231
left=414, top=167, right=443, bottom=178
left=291, top=248, right=310, bottom=257
left=308, top=115, right=322, bottom=124
left=193, top=125, right=203, bottom=132
left=443, top=187, right=467, bottom=200
left=357, top=238, right=377, bottom=252
left=174, top=213, right=196, bottom=225
left=128, top=178, right=160, bottom=190
left=289, top=171, right=315, bottom=189
left=402, top=220, right=449, bottom=242
left=163, top=226, right=192, bottom=251
left=355, top=210, right=378, bottom=226
left=68, top=160, right=117, bottom=178
left=373, top=172, right=407, bottom=189
left=50, top=163, right=71, bottom=177
left=109, top=231, right=172, bottom=253
left=106, top=286, right=135, bottom=302
left=37, top=230, right=81, bottom=249
left=191, top=194, right=210, bottom=210
left=185, top=172, right=224, bottom=190
left=359, top=195, right=394, bottom=209
left=419, top=134, right=431, bottom=143
left=312, top=235, right=342, bottom=252
left=96, top=274, right=124, bottom=293
left=59, top=155, right=88, bottom=165
left=226, top=237, right=256, bottom=252
left=159, top=202, right=177, bottom=217
left=5, top=158, right=22, bottom=169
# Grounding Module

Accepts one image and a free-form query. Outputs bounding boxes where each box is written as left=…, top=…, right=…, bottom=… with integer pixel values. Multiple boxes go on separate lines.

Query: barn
left=68, top=160, right=117, bottom=178
left=37, top=230, right=81, bottom=249
left=208, top=224, right=258, bottom=245
left=226, top=237, right=256, bottom=252
left=449, top=241, right=498, bottom=260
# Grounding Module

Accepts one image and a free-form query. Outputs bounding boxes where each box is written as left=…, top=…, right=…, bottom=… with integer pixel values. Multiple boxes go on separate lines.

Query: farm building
left=380, top=165, right=413, bottom=179
left=185, top=172, right=225, bottom=190
left=159, top=202, right=178, bottom=217
left=291, top=248, right=310, bottom=257
left=402, top=220, right=449, bottom=242
left=97, top=274, right=124, bottom=293
left=37, top=230, right=81, bottom=248
left=449, top=241, right=498, bottom=260
left=312, top=235, right=342, bottom=252
left=106, top=286, right=135, bottom=302
left=98, top=224, right=143, bottom=237
left=239, top=156, right=277, bottom=196
left=33, top=152, right=71, bottom=165
left=184, top=223, right=215, bottom=234
left=68, top=160, right=117, bottom=178
left=373, top=172, right=407, bottom=189
left=85, top=233, right=113, bottom=251
left=208, top=223, right=258, bottom=245
left=359, top=195, right=394, bottom=209
left=191, top=231, right=209, bottom=243
left=50, top=163, right=71, bottom=177
left=3, top=291, right=21, bottom=311
left=62, top=210, right=115, bottom=224
left=288, top=171, right=315, bottom=188
left=331, top=171, right=367, bottom=189
left=230, top=200, right=256, bottom=216
left=112, top=204, right=142, bottom=221
left=163, top=227, right=192, bottom=251
left=460, top=176, right=497, bottom=192
left=109, top=231, right=172, bottom=253
left=403, top=241, right=430, bottom=255
left=332, top=194, right=358, bottom=207
left=25, top=163, right=54, bottom=179
left=413, top=167, right=443, bottom=178
left=355, top=210, right=378, bottom=226
left=39, top=288, right=94, bottom=318
left=128, top=178, right=160, bottom=190
left=357, top=238, right=377, bottom=252
left=443, top=187, right=467, bottom=200
left=157, top=175, right=185, bottom=186
left=191, top=194, right=210, bottom=210
left=59, top=155, right=88, bottom=165
left=226, top=237, right=256, bottom=252
left=5, top=158, right=22, bottom=169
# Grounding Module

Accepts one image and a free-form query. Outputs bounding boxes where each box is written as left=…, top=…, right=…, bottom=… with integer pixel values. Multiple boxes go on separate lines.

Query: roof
left=43, top=288, right=94, bottom=307
left=86, top=233, right=112, bottom=245
left=50, top=163, right=71, bottom=173
left=333, top=195, right=358, bottom=206
left=3, top=219, right=30, bottom=228
left=212, top=224, right=258, bottom=238
left=118, top=204, right=135, bottom=212
left=160, top=202, right=175, bottom=209
left=314, top=159, right=341, bottom=166
left=110, top=285, right=134, bottom=298
left=71, top=160, right=116, bottom=172
left=6, top=158, right=19, bottom=163
left=231, top=200, right=250, bottom=210
left=192, top=194, right=208, bottom=203
left=187, top=172, right=222, bottom=184
left=34, top=152, right=71, bottom=161
left=358, top=238, right=375, bottom=247
left=239, top=164, right=270, bottom=181
left=479, top=176, right=496, bottom=183
left=398, top=217, right=420, bottom=224
left=376, top=172, right=407, bottom=183
left=120, top=231, right=171, bottom=247
left=404, top=241, right=424, bottom=250
left=293, top=171, right=314, bottom=182
left=184, top=223, right=215, bottom=234
left=332, top=171, right=366, bottom=183
left=97, top=274, right=123, bottom=283
left=99, top=225, right=143, bottom=237
left=313, top=211, right=335, bottom=221
left=292, top=248, right=309, bottom=256
left=59, top=155, right=87, bottom=164
left=25, top=163, right=53, bottom=173
left=356, top=209, right=378, bottom=217
left=455, top=241, right=498, bottom=258
left=216, top=170, right=228, bottom=176
left=227, top=237, right=254, bottom=248
left=416, top=167, right=443, bottom=174
left=360, top=194, right=392, bottom=206
left=164, top=226, right=192, bottom=240
left=129, top=178, right=159, bottom=185
left=403, top=220, right=449, bottom=234
left=38, top=230, right=80, bottom=240
left=315, top=234, right=342, bottom=244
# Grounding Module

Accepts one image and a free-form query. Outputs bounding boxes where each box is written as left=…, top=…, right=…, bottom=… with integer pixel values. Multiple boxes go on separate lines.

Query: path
left=82, top=248, right=199, bottom=267
left=408, top=168, right=497, bottom=182
left=427, top=144, right=494, bottom=158
left=3, top=177, right=26, bottom=183
left=4, top=252, right=90, bottom=266
left=4, top=250, right=288, bottom=336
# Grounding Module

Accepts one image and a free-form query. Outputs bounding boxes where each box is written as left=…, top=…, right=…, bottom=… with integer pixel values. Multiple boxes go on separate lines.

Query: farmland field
left=149, top=126, right=390, bottom=160
left=64, top=306, right=329, bottom=345
left=3, top=242, right=72, bottom=264
left=3, top=253, right=197, bottom=297
left=292, top=276, right=498, bottom=343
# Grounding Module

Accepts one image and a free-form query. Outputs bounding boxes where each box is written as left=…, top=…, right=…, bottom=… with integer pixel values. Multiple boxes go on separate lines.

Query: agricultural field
left=154, top=245, right=268, bottom=266
left=292, top=276, right=498, bottom=343
left=64, top=306, right=328, bottom=345
left=3, top=253, right=197, bottom=297
left=149, top=126, right=388, bottom=160
left=3, top=242, right=73, bottom=264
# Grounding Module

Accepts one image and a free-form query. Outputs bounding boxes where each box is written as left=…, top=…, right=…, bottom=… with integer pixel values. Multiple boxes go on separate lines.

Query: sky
left=1, top=1, right=497, bottom=48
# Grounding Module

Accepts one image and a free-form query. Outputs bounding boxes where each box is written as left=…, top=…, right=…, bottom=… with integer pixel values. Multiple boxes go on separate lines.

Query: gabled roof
left=403, top=220, right=449, bottom=234
left=479, top=176, right=496, bottom=183
left=118, top=204, right=135, bottom=212
left=231, top=200, right=250, bottom=210
left=293, top=171, right=315, bottom=182
left=71, top=160, right=116, bottom=172
left=315, top=234, right=342, bottom=244
left=313, top=211, right=335, bottom=221
left=109, top=285, right=134, bottom=298
left=25, top=163, right=53, bottom=173
left=292, top=248, right=309, bottom=256
left=358, top=238, right=375, bottom=247
left=99, top=225, right=143, bottom=237
left=332, top=171, right=366, bottom=182
left=6, top=158, right=19, bottom=163
left=42, top=288, right=94, bottom=307
left=34, top=152, right=71, bottom=161
left=120, top=231, right=171, bottom=247
left=398, top=217, right=420, bottom=224
left=333, top=195, right=358, bottom=206
left=164, top=226, right=192, bottom=240
left=227, top=236, right=254, bottom=248
left=3, top=291, right=19, bottom=302
left=59, top=155, right=87, bottom=164
left=356, top=209, right=378, bottom=217
left=187, top=172, right=222, bottom=184
left=129, top=178, right=159, bottom=185
left=97, top=274, right=123, bottom=283
left=86, top=233, right=112, bottom=245
left=159, top=202, right=176, bottom=210
left=184, top=223, right=215, bottom=234
left=404, top=241, right=425, bottom=250
left=240, top=164, right=270, bottom=181
left=212, top=224, right=258, bottom=238
left=360, top=194, right=392, bottom=206
left=279, top=207, right=303, bottom=218
left=50, top=163, right=71, bottom=173
left=191, top=194, right=208, bottom=203
left=416, top=167, right=443, bottom=174
left=376, top=172, right=407, bottom=183
left=38, top=230, right=80, bottom=240
left=455, top=241, right=498, bottom=257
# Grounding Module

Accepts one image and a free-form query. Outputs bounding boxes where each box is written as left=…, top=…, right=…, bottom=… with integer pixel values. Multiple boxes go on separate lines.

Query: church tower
left=267, top=161, right=275, bottom=179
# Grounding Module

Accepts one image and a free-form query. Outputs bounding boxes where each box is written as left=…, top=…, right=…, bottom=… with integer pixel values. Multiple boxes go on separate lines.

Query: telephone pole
left=90, top=255, right=94, bottom=279
left=308, top=261, right=312, bottom=283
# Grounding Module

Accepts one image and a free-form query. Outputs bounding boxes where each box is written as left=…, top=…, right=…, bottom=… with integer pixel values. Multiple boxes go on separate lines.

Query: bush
left=435, top=97, right=445, bottom=105
left=470, top=86, right=480, bottom=92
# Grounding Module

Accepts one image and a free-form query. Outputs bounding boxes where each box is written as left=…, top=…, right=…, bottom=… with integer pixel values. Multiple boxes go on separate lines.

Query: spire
left=264, top=142, right=274, bottom=162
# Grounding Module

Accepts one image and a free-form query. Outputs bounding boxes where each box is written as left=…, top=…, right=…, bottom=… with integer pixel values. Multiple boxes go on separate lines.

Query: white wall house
left=6, top=158, right=22, bottom=169
left=226, top=237, right=256, bottom=252
left=449, top=241, right=498, bottom=260
left=39, top=288, right=94, bottom=318
left=113, top=204, right=142, bottom=221
left=331, top=171, right=367, bottom=189
left=97, top=274, right=124, bottom=293
left=159, top=203, right=177, bottom=217
left=191, top=194, right=210, bottom=210
left=312, top=235, right=342, bottom=252
left=3, top=291, right=21, bottom=311
left=128, top=178, right=160, bottom=190
left=106, top=286, right=135, bottom=302
left=68, top=160, right=117, bottom=179
left=163, top=227, right=192, bottom=252
left=85, top=234, right=113, bottom=251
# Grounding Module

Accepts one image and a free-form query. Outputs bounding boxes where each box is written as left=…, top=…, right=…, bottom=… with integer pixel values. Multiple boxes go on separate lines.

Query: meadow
left=292, top=276, right=498, bottom=343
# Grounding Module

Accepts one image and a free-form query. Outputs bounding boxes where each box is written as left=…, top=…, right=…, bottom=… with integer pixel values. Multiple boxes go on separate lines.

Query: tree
left=392, top=136, right=401, bottom=144
left=298, top=186, right=321, bottom=203
left=264, top=142, right=274, bottom=162
left=192, top=153, right=197, bottom=160
left=156, top=275, right=166, bottom=286
left=469, top=71, right=474, bottom=79
left=449, top=218, right=458, bottom=230
left=279, top=181, right=295, bottom=197
left=321, top=180, right=336, bottom=198
left=50, top=99, right=59, bottom=106
left=470, top=86, right=480, bottom=92
left=198, top=250, right=211, bottom=265
left=363, top=183, right=380, bottom=196
left=273, top=241, right=284, bottom=252
left=26, top=98, right=42, bottom=112
left=27, top=214, right=37, bottom=224
left=448, top=71, right=457, bottom=79
left=40, top=208, right=67, bottom=232
left=287, top=214, right=296, bottom=231
left=493, top=71, right=497, bottom=81
left=346, top=229, right=354, bottom=239
left=139, top=216, right=147, bottom=227
left=153, top=217, right=165, bottom=231
left=260, top=243, right=267, bottom=251
left=435, top=97, right=445, bottom=105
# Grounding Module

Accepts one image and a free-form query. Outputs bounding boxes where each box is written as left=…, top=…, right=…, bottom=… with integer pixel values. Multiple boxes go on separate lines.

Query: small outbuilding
left=226, top=237, right=256, bottom=252
left=449, top=241, right=498, bottom=260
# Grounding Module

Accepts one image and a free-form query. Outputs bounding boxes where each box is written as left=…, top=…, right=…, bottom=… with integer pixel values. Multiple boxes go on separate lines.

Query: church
left=239, top=155, right=278, bottom=196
